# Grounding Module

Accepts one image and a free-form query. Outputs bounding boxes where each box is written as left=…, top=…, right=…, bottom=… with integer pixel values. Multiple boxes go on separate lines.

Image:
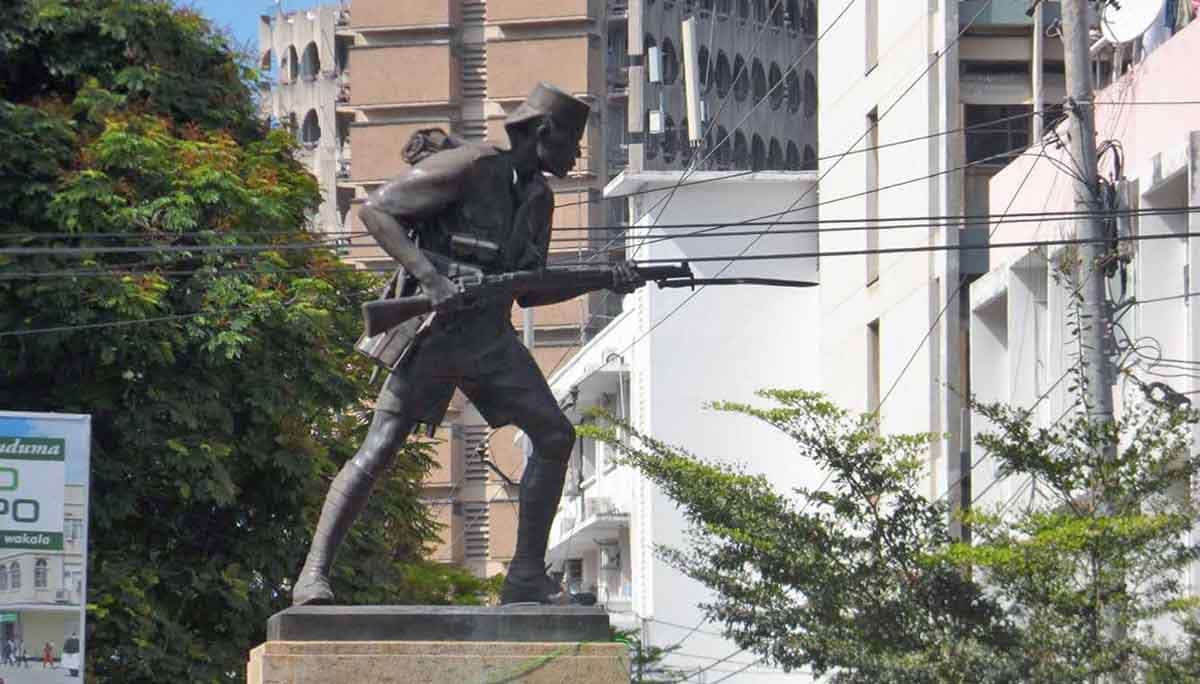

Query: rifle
left=362, top=260, right=816, bottom=337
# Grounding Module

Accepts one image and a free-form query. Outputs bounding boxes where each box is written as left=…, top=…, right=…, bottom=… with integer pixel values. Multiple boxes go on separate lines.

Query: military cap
left=505, top=82, right=591, bottom=137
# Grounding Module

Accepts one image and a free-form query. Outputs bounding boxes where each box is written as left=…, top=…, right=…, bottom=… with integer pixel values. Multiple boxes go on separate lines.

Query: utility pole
left=1060, top=0, right=1113, bottom=455
left=1060, top=0, right=1124, bottom=654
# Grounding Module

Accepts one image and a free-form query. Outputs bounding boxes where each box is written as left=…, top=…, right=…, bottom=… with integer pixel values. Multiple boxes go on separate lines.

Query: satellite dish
left=1100, top=0, right=1162, bottom=44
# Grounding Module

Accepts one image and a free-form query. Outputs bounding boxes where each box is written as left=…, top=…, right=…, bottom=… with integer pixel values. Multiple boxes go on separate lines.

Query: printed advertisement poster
left=0, top=412, right=90, bottom=683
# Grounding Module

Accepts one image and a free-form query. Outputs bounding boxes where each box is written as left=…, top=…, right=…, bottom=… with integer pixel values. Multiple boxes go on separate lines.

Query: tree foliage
left=585, top=378, right=1200, bottom=682
left=0, top=2, right=493, bottom=681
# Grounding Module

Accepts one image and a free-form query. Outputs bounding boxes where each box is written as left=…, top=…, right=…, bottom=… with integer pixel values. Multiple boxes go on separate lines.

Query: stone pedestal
left=248, top=606, right=628, bottom=684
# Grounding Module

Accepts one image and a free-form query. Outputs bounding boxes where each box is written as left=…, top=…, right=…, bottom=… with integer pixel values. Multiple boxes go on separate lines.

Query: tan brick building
left=265, top=0, right=817, bottom=581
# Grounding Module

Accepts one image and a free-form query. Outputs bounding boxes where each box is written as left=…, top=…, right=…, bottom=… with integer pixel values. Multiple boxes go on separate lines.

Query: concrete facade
left=540, top=171, right=821, bottom=681
left=816, top=0, right=1070, bottom=515
left=258, top=5, right=354, bottom=237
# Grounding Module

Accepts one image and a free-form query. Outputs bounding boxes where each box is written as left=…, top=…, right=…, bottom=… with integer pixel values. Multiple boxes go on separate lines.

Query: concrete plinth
left=248, top=640, right=629, bottom=684
left=249, top=606, right=627, bottom=684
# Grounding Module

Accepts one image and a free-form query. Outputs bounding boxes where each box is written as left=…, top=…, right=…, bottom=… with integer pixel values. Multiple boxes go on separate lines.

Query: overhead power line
left=547, top=99, right=1200, bottom=212
left=3, top=203, right=1190, bottom=246
left=5, top=226, right=1195, bottom=283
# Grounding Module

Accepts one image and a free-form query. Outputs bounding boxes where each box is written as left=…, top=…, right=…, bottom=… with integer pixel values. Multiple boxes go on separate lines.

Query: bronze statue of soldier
left=293, top=83, right=633, bottom=606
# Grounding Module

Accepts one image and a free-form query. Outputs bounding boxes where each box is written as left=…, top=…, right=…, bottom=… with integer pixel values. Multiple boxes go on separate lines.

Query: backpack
left=401, top=127, right=465, bottom=165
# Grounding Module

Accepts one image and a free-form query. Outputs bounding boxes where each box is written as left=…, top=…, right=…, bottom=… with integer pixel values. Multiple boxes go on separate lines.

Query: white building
left=258, top=4, right=354, bottom=236
left=541, top=171, right=822, bottom=682
left=816, top=0, right=1076, bottom=517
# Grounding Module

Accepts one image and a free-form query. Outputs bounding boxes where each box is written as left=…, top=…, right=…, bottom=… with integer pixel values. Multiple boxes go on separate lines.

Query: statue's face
left=537, top=118, right=582, bottom=178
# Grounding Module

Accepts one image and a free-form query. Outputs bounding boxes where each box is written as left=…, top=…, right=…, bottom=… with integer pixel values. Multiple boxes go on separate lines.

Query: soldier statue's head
left=505, top=82, right=591, bottom=179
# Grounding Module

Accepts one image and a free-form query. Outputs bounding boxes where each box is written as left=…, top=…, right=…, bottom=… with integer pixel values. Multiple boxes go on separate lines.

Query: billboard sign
left=0, top=412, right=91, bottom=682
left=0, top=435, right=67, bottom=550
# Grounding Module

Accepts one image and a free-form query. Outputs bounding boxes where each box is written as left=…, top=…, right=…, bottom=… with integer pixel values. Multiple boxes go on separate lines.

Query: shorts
left=375, top=319, right=562, bottom=431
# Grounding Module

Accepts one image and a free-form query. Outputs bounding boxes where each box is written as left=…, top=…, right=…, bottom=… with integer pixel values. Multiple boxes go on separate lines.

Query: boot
left=293, top=462, right=376, bottom=606
left=501, top=457, right=569, bottom=605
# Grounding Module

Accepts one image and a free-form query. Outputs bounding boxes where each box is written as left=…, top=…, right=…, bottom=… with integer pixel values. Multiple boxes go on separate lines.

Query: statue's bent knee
left=350, top=410, right=412, bottom=479
left=531, top=415, right=576, bottom=464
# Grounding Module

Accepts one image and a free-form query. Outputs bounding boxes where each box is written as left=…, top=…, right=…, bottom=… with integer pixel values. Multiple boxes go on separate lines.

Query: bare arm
left=360, top=151, right=479, bottom=306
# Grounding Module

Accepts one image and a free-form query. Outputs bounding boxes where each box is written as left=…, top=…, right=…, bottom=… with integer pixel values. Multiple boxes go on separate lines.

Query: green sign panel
left=0, top=437, right=65, bottom=462
left=0, top=613, right=16, bottom=624
left=0, top=531, right=62, bottom=551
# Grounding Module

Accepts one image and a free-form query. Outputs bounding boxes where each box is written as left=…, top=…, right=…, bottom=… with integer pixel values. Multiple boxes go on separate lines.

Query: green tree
left=612, top=627, right=689, bottom=683
left=584, top=375, right=1200, bottom=681
left=0, top=2, right=492, bottom=681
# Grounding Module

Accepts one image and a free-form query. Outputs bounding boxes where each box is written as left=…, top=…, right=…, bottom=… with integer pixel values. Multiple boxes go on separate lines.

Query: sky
left=182, top=0, right=313, bottom=55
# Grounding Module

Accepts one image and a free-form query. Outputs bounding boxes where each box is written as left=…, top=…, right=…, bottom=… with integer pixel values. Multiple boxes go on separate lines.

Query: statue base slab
left=248, top=606, right=626, bottom=684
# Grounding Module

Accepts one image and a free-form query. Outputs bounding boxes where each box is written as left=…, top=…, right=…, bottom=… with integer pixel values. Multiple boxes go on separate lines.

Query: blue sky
left=182, top=0, right=318, bottom=54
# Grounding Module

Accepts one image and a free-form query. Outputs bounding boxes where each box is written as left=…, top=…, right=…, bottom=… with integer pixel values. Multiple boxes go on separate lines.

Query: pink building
left=970, top=17, right=1200, bottom=593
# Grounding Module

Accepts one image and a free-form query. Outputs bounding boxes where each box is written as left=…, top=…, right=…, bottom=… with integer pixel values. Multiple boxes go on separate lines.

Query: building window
left=644, top=111, right=659, bottom=160
left=301, top=109, right=321, bottom=145
left=716, top=0, right=731, bottom=15
left=737, top=0, right=750, bottom=20
left=768, top=62, right=784, bottom=109
left=9, top=562, right=19, bottom=590
left=751, top=134, right=766, bottom=171
left=662, top=115, right=677, bottom=164
left=733, top=55, right=749, bottom=101
left=786, top=0, right=802, bottom=32
left=866, top=108, right=879, bottom=285
left=715, top=126, right=732, bottom=167
left=786, top=71, right=801, bottom=112
left=335, top=35, right=351, bottom=73
left=259, top=49, right=273, bottom=74
left=803, top=70, right=817, bottom=118
left=733, top=131, right=748, bottom=168
left=965, top=104, right=1031, bottom=166
left=63, top=563, right=82, bottom=594
left=865, top=0, right=878, bottom=72
left=565, top=558, right=585, bottom=594
left=754, top=0, right=768, bottom=23
left=285, top=45, right=299, bottom=83
left=768, top=138, right=783, bottom=169
left=301, top=41, right=321, bottom=80
left=786, top=141, right=801, bottom=170
left=751, top=59, right=767, bottom=102
left=660, top=38, right=679, bottom=85
left=65, top=518, right=84, bottom=543
left=698, top=46, right=713, bottom=94
left=868, top=319, right=881, bottom=416
left=0, top=565, right=7, bottom=591
left=803, top=0, right=817, bottom=36
left=803, top=144, right=817, bottom=170
left=771, top=0, right=784, bottom=27
left=34, top=559, right=47, bottom=589
left=715, top=50, right=732, bottom=97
